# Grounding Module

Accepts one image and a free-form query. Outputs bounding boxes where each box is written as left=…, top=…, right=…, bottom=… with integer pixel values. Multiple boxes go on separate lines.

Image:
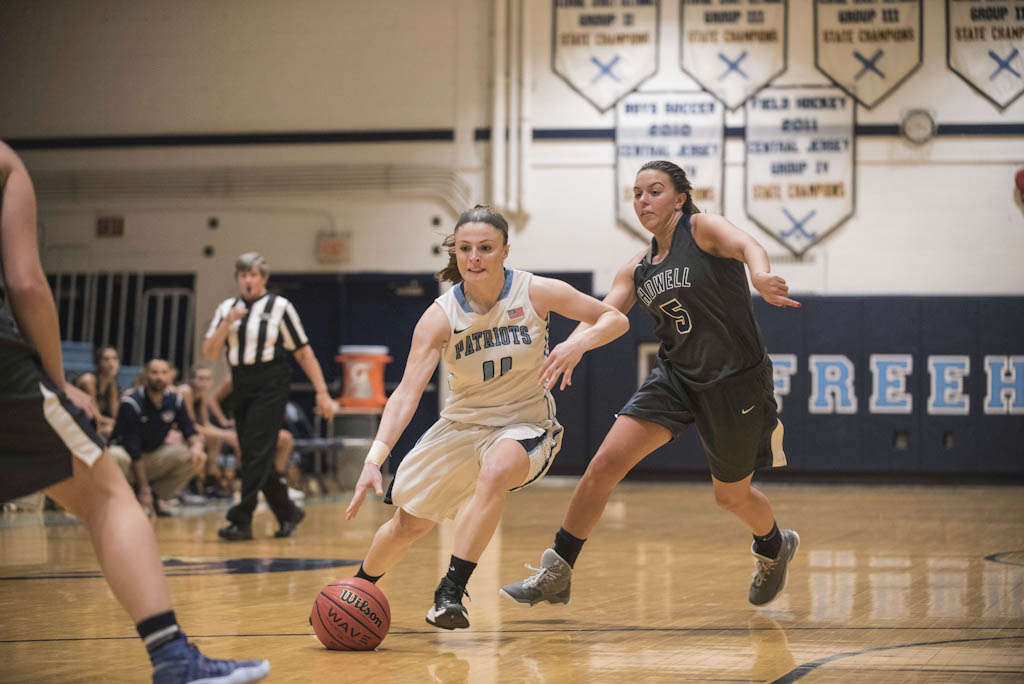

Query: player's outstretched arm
left=530, top=276, right=630, bottom=391
left=345, top=304, right=448, bottom=520
left=690, top=213, right=801, bottom=308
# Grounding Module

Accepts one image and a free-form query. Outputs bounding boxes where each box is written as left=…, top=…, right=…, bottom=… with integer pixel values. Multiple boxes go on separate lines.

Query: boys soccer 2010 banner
left=615, top=91, right=725, bottom=233
left=745, top=85, right=855, bottom=256
left=553, top=0, right=660, bottom=112
left=680, top=0, right=788, bottom=110
left=947, top=0, right=1024, bottom=109
left=815, top=0, right=922, bottom=109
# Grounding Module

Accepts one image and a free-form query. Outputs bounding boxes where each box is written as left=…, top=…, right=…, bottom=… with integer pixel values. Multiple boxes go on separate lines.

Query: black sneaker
left=217, top=522, right=252, bottom=541
left=274, top=507, right=305, bottom=538
left=425, top=577, right=470, bottom=630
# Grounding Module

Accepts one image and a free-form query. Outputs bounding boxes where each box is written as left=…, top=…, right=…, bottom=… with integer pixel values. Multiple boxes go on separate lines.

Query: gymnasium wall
left=1, top=1, right=1021, bottom=476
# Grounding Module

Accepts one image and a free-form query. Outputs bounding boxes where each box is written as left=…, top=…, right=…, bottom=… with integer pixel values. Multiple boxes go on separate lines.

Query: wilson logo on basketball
left=338, top=589, right=384, bottom=629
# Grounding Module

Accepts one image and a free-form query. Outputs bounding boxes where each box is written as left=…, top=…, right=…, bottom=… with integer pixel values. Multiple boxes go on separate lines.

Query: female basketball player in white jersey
left=345, top=205, right=629, bottom=630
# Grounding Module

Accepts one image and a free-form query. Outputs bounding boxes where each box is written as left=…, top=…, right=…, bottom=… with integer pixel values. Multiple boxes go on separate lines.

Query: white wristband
left=364, top=440, right=390, bottom=467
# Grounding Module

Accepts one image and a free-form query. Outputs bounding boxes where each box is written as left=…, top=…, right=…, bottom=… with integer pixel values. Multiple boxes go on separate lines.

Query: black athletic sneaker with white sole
left=426, top=576, right=470, bottom=630
left=749, top=528, right=800, bottom=606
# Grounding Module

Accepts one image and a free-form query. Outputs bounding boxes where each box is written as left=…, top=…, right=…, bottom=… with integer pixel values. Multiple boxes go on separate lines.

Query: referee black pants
left=227, top=361, right=296, bottom=526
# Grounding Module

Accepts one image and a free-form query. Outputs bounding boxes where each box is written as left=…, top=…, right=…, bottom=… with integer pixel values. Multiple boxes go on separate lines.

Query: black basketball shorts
left=618, top=354, right=785, bottom=482
left=0, top=320, right=105, bottom=502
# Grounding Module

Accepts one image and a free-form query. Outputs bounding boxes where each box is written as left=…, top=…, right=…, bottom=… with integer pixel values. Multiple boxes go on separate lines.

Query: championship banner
left=616, top=91, right=725, bottom=233
left=680, top=0, right=788, bottom=110
left=814, top=0, right=922, bottom=109
left=947, top=0, right=1024, bottom=109
left=552, top=0, right=660, bottom=112
left=745, top=86, right=855, bottom=256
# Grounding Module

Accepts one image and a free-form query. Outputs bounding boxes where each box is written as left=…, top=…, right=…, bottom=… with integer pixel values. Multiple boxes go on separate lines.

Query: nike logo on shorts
left=741, top=405, right=755, bottom=415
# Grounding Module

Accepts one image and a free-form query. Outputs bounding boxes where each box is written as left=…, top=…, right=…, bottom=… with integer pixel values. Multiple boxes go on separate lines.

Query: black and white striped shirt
left=206, top=294, right=309, bottom=367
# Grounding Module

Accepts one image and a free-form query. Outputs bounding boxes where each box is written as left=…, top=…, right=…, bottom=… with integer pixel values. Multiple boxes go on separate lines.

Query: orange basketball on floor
left=311, top=577, right=391, bottom=651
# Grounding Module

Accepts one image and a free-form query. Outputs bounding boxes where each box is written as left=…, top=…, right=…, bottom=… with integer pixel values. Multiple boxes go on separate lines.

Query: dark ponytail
left=434, top=205, right=510, bottom=285
left=639, top=160, right=700, bottom=214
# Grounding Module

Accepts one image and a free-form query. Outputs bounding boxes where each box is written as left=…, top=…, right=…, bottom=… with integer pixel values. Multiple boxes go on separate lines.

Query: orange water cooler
left=336, top=345, right=392, bottom=408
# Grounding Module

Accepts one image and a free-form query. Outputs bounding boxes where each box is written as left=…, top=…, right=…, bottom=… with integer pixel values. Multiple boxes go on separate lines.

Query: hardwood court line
left=770, top=635, right=1024, bottom=684
left=4, top=624, right=1022, bottom=644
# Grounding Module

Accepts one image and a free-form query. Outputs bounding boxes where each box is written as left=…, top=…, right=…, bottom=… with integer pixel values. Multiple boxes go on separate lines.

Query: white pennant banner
left=745, top=86, right=855, bottom=256
left=616, top=91, right=725, bottom=232
left=947, top=0, right=1024, bottom=109
left=553, top=0, right=660, bottom=112
left=815, top=0, right=922, bottom=109
left=680, top=0, right=788, bottom=110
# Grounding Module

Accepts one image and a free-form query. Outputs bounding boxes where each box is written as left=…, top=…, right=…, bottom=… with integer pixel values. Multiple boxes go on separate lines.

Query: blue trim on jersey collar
left=454, top=269, right=513, bottom=313
left=499, top=268, right=513, bottom=300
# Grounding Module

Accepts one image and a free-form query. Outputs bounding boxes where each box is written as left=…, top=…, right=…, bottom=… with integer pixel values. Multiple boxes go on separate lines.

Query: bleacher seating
left=61, top=341, right=95, bottom=383
left=60, top=341, right=141, bottom=390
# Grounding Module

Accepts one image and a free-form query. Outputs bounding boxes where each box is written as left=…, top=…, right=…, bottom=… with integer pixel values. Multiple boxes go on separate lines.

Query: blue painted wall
left=556, top=295, right=1024, bottom=479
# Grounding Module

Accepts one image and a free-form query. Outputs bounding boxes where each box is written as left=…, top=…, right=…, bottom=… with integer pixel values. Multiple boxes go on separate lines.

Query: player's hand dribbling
left=345, top=462, right=383, bottom=520
left=751, top=272, right=801, bottom=308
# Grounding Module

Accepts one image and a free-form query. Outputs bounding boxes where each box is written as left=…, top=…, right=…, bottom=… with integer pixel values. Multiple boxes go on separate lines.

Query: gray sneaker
left=749, top=529, right=800, bottom=606
left=500, top=548, right=572, bottom=606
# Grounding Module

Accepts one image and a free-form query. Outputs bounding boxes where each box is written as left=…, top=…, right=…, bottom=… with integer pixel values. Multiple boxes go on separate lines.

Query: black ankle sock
left=753, top=522, right=782, bottom=559
left=355, top=563, right=383, bottom=584
left=137, top=610, right=181, bottom=654
left=445, top=555, right=477, bottom=588
left=553, top=527, right=586, bottom=568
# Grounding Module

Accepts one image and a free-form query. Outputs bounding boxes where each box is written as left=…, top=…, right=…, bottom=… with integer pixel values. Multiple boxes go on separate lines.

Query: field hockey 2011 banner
left=553, top=0, right=660, bottom=112
left=814, top=0, right=922, bottom=109
left=947, top=0, right=1024, bottom=109
left=680, top=0, right=788, bottom=110
left=745, top=85, right=855, bottom=256
left=615, top=91, right=725, bottom=233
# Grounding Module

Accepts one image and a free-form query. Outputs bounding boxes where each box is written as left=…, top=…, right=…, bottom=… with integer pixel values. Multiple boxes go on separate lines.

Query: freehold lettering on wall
left=768, top=353, right=1024, bottom=416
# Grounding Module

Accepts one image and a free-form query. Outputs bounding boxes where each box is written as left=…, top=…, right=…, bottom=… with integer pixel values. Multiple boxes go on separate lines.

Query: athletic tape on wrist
left=364, top=440, right=390, bottom=467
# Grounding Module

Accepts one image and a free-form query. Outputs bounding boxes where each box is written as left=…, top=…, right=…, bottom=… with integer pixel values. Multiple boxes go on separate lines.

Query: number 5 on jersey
left=659, top=298, right=692, bottom=335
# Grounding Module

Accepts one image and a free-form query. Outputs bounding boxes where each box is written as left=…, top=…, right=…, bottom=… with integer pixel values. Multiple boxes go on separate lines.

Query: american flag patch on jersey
left=507, top=306, right=524, bottom=321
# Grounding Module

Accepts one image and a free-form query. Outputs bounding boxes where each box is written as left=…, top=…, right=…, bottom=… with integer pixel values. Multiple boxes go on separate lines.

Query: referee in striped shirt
left=203, top=252, right=336, bottom=540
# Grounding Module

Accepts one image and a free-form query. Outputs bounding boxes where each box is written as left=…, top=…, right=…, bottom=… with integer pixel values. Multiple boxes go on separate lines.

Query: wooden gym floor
left=1, top=479, right=1022, bottom=683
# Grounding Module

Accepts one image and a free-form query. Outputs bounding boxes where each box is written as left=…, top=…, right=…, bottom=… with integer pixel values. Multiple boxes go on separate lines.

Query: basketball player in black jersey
left=503, top=160, right=801, bottom=608
left=0, top=140, right=269, bottom=683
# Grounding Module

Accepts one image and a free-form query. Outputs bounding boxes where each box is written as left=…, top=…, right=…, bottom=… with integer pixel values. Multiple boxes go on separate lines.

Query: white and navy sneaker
left=150, top=633, right=269, bottom=684
left=426, top=576, right=470, bottom=630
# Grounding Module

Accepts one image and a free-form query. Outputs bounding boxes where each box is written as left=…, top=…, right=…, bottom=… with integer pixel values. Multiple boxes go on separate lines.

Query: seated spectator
left=108, top=358, right=206, bottom=516
left=178, top=365, right=235, bottom=500
left=74, top=345, right=121, bottom=437
left=186, top=372, right=296, bottom=493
